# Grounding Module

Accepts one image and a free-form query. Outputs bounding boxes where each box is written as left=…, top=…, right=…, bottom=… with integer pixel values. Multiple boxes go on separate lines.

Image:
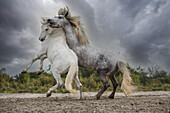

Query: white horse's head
left=39, top=17, right=53, bottom=42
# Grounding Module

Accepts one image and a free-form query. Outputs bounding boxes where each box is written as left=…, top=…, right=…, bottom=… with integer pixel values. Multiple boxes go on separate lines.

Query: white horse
left=39, top=19, right=82, bottom=98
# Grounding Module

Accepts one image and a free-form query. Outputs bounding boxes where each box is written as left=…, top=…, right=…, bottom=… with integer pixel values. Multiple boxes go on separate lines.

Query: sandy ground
left=0, top=91, right=169, bottom=113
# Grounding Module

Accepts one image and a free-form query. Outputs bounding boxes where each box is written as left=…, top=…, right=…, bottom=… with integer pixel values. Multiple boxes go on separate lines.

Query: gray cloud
left=0, top=0, right=64, bottom=75
left=0, top=0, right=170, bottom=75
left=56, top=0, right=102, bottom=45
left=84, top=0, right=170, bottom=70
left=121, top=0, right=170, bottom=68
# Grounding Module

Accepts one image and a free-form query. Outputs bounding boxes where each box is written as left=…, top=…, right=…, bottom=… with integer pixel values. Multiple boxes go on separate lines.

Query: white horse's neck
left=50, top=28, right=64, bottom=38
left=49, top=29, right=66, bottom=42
left=42, top=28, right=66, bottom=50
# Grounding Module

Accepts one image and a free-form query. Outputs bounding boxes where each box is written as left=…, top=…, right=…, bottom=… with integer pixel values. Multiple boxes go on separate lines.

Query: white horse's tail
left=65, top=63, right=78, bottom=94
left=117, top=61, right=136, bottom=96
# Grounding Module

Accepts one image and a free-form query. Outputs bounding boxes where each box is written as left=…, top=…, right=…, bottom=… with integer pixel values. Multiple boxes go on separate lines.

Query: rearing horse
left=47, top=7, right=135, bottom=99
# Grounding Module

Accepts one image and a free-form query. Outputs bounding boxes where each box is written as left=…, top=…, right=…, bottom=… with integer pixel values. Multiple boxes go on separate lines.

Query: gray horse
left=46, top=7, right=135, bottom=99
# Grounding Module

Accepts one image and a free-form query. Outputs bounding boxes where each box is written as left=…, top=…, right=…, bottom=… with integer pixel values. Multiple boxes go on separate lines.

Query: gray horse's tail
left=117, top=61, right=136, bottom=96
left=65, top=63, right=78, bottom=94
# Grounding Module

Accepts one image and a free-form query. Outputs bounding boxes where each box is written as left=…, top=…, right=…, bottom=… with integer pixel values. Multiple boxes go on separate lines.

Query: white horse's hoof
left=37, top=71, right=42, bottom=75
left=21, top=71, right=27, bottom=73
left=46, top=93, right=51, bottom=97
left=79, top=86, right=83, bottom=100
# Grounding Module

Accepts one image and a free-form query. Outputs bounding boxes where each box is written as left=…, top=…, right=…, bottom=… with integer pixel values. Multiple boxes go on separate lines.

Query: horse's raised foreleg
left=46, top=67, right=63, bottom=97
left=22, top=53, right=46, bottom=73
left=96, top=71, right=110, bottom=99
left=22, top=57, right=40, bottom=73
left=37, top=55, right=47, bottom=75
left=74, top=73, right=82, bottom=99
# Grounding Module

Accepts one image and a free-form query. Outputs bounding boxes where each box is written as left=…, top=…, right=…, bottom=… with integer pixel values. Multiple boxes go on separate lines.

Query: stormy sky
left=0, top=0, right=170, bottom=76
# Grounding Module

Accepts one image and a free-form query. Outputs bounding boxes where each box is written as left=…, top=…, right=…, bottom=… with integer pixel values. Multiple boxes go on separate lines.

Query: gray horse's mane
left=58, top=7, right=89, bottom=46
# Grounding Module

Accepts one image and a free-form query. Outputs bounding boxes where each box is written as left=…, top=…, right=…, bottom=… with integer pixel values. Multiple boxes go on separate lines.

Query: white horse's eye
left=45, top=29, right=48, bottom=31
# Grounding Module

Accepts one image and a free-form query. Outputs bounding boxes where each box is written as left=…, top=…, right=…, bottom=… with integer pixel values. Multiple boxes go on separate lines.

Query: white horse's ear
left=41, top=17, right=49, bottom=24
left=42, top=17, right=46, bottom=21
left=41, top=18, right=45, bottom=24
left=54, top=15, right=57, bottom=18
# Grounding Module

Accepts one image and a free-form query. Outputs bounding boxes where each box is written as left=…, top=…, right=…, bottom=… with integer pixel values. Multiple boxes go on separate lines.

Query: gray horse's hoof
left=37, top=71, right=42, bottom=75
left=21, top=71, right=27, bottom=73
left=108, top=95, right=115, bottom=99
left=95, top=94, right=101, bottom=100
left=79, top=96, right=83, bottom=100
left=108, top=93, right=115, bottom=99
left=46, top=93, right=51, bottom=97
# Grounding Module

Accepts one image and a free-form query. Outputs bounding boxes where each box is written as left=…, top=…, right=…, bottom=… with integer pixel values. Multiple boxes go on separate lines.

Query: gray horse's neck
left=63, top=24, right=80, bottom=49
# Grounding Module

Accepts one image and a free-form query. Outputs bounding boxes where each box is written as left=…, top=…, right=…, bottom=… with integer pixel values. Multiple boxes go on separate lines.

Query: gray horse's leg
left=37, top=55, right=47, bottom=75
left=108, top=75, right=118, bottom=99
left=96, top=71, right=110, bottom=99
left=108, top=67, right=118, bottom=99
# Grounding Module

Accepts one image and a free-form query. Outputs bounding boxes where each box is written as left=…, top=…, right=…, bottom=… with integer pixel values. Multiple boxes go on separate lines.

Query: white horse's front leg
left=22, top=57, right=39, bottom=73
left=22, top=53, right=46, bottom=73
left=74, top=73, right=82, bottom=99
left=46, top=68, right=63, bottom=97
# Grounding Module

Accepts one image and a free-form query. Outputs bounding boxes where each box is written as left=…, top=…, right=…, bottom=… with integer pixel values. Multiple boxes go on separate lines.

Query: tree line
left=0, top=65, right=170, bottom=93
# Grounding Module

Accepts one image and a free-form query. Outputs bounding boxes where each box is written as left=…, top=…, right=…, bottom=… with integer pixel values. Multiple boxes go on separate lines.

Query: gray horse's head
left=47, top=15, right=69, bottom=29
left=48, top=6, right=70, bottom=28
left=48, top=6, right=89, bottom=46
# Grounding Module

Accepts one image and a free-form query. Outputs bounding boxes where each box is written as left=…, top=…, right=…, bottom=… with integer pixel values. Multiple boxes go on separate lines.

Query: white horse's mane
left=58, top=7, right=89, bottom=46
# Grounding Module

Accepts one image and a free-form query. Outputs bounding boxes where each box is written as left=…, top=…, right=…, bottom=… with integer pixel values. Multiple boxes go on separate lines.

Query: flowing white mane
left=58, top=7, right=89, bottom=46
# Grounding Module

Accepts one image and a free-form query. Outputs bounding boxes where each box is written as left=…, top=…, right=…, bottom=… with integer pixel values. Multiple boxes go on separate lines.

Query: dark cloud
left=0, top=0, right=40, bottom=75
left=0, top=0, right=63, bottom=75
left=83, top=0, right=170, bottom=70
left=122, top=0, right=170, bottom=69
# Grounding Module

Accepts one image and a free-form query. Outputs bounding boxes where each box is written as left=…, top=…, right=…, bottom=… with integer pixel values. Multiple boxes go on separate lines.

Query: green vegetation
left=0, top=66, right=170, bottom=93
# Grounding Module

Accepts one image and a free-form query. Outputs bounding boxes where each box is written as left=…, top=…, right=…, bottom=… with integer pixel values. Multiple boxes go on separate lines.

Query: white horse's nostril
left=41, top=39, right=44, bottom=42
left=39, top=38, right=44, bottom=42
